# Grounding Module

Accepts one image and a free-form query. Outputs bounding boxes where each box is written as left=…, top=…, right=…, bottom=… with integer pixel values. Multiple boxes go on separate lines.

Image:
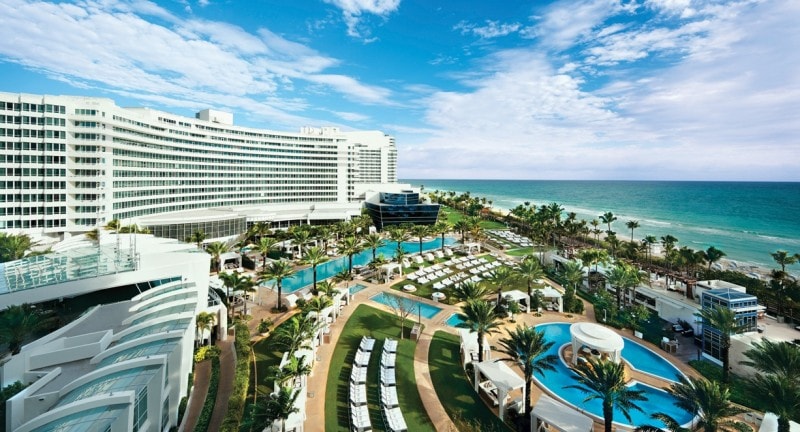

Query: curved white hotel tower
left=0, top=92, right=397, bottom=242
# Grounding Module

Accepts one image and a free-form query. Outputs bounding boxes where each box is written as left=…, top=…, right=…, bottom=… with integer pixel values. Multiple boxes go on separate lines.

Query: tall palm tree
left=363, top=233, right=383, bottom=261
left=338, top=236, right=363, bottom=276
left=0, top=233, right=39, bottom=262
left=636, top=376, right=750, bottom=432
left=0, top=304, right=47, bottom=354
left=451, top=281, right=489, bottom=303
left=252, top=385, right=300, bottom=432
left=744, top=374, right=799, bottom=432
left=255, top=237, right=278, bottom=269
left=626, top=220, right=640, bottom=242
left=300, top=295, right=333, bottom=317
left=566, top=358, right=647, bottom=432
left=561, top=260, right=584, bottom=313
left=274, top=314, right=318, bottom=355
left=453, top=220, right=470, bottom=242
left=513, top=255, right=545, bottom=301
left=456, top=299, right=501, bottom=362
left=195, top=311, right=216, bottom=347
left=291, top=228, right=311, bottom=260
left=316, top=280, right=339, bottom=298
left=104, top=218, right=122, bottom=232
left=205, top=241, right=229, bottom=273
left=704, top=246, right=726, bottom=271
left=187, top=229, right=207, bottom=249
left=695, top=306, right=748, bottom=386
left=599, top=211, right=617, bottom=235
left=260, top=260, right=295, bottom=312
left=269, top=355, right=313, bottom=389
left=302, top=246, right=328, bottom=294
left=219, top=271, right=254, bottom=322
left=607, top=262, right=637, bottom=310
left=433, top=220, right=452, bottom=251
left=411, top=224, right=430, bottom=255
left=740, top=339, right=800, bottom=381
left=496, top=325, right=557, bottom=419
left=771, top=250, right=797, bottom=274
left=483, top=266, right=515, bottom=313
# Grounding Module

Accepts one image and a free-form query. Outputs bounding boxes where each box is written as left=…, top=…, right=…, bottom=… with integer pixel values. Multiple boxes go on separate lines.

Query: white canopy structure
left=473, top=360, right=525, bottom=420
left=569, top=322, right=624, bottom=365
left=458, top=328, right=492, bottom=367
left=539, top=285, right=563, bottom=312
left=531, top=394, right=594, bottom=432
left=464, top=242, right=481, bottom=254
left=380, top=263, right=403, bottom=283
left=219, top=251, right=242, bottom=268
left=503, top=289, right=530, bottom=312
left=759, top=412, right=800, bottom=432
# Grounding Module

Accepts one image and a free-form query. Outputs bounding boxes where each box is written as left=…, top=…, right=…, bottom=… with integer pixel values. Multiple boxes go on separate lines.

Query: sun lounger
left=360, top=336, right=375, bottom=352
left=384, top=338, right=398, bottom=353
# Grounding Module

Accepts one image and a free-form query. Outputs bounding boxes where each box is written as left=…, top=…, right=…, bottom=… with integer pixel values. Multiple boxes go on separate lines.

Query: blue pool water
left=369, top=292, right=443, bottom=319
left=445, top=313, right=465, bottom=327
left=534, top=323, right=693, bottom=429
left=261, top=237, right=457, bottom=293
left=621, top=337, right=683, bottom=382
left=349, top=284, right=369, bottom=295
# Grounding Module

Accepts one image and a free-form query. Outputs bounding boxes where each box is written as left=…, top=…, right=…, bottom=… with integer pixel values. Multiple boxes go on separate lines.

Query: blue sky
left=1, top=0, right=798, bottom=181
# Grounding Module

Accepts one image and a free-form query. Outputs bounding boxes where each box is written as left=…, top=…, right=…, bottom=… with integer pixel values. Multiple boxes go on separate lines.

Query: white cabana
left=569, top=322, right=624, bottom=365
left=464, top=242, right=481, bottom=254
left=539, top=285, right=563, bottom=312
left=218, top=251, right=242, bottom=268
left=503, top=289, right=530, bottom=313
left=531, top=394, right=593, bottom=432
left=285, top=293, right=300, bottom=309
left=380, top=262, right=403, bottom=282
left=473, top=360, right=525, bottom=421
left=458, top=328, right=492, bottom=367
left=759, top=412, right=800, bottom=432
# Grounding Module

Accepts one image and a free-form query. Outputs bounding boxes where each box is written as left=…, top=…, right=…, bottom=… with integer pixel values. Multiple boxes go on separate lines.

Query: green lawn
left=429, top=331, right=511, bottom=431
left=325, top=305, right=435, bottom=432
left=440, top=206, right=506, bottom=230
left=505, top=247, right=535, bottom=257
left=250, top=321, right=292, bottom=399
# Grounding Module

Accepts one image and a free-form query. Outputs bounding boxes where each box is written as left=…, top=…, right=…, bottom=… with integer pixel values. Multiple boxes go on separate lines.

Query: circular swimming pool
left=533, top=322, right=693, bottom=429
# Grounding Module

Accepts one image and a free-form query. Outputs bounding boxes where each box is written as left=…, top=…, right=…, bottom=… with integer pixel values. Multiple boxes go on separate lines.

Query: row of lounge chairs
left=350, top=337, right=375, bottom=431
left=488, top=229, right=534, bottom=247
left=379, top=339, right=406, bottom=432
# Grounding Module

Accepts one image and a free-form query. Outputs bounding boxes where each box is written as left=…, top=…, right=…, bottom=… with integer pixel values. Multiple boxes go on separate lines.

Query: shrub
left=257, top=318, right=273, bottom=334
left=194, top=357, right=220, bottom=432
left=194, top=345, right=221, bottom=363
left=220, top=322, right=252, bottom=432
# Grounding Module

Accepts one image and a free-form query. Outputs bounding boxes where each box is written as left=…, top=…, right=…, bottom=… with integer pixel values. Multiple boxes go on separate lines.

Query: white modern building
left=0, top=233, right=223, bottom=432
left=0, top=93, right=397, bottom=243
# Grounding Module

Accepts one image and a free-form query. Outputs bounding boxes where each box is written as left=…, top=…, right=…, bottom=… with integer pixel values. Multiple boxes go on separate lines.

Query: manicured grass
left=688, top=360, right=756, bottom=410
left=429, top=331, right=511, bottom=431
left=249, top=320, right=293, bottom=401
left=505, top=247, right=535, bottom=256
left=325, top=305, right=435, bottom=432
left=441, top=206, right=506, bottom=230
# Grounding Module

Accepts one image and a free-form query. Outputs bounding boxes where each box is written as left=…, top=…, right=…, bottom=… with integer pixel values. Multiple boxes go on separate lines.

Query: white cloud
left=454, top=20, right=521, bottom=39
left=332, top=111, right=369, bottom=122
left=523, top=0, right=624, bottom=49
left=323, top=0, right=400, bottom=39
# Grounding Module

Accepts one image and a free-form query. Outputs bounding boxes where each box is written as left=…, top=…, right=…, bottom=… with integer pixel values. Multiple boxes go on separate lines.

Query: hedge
left=194, top=357, right=220, bottom=432
left=220, top=321, right=252, bottom=432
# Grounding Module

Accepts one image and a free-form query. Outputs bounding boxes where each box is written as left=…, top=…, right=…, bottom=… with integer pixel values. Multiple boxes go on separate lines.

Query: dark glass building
left=364, top=191, right=440, bottom=230
left=699, top=288, right=758, bottom=362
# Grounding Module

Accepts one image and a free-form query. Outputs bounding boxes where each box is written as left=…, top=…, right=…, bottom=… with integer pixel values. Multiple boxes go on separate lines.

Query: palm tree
left=599, top=211, right=617, bottom=235
left=450, top=281, right=489, bottom=303
left=300, top=295, right=333, bottom=317
left=338, top=236, right=363, bottom=276
left=566, top=358, right=647, bottom=432
left=513, top=255, right=545, bottom=302
left=195, top=311, right=216, bottom=347
left=0, top=233, right=38, bottom=262
left=740, top=339, right=800, bottom=381
left=771, top=250, right=797, bottom=274
left=104, top=218, right=122, bottom=232
left=433, top=220, right=452, bottom=251
left=561, top=260, right=584, bottom=313
left=607, top=262, right=637, bottom=310
left=316, top=280, right=339, bottom=298
left=269, top=355, right=313, bottom=389
left=704, top=246, right=726, bottom=271
left=248, top=221, right=272, bottom=242
left=219, top=271, right=254, bottom=322
left=260, top=260, right=296, bottom=312
left=205, top=241, right=229, bottom=273
left=743, top=374, right=799, bottom=432
left=0, top=304, right=47, bottom=354
left=273, top=314, right=318, bottom=355
left=456, top=299, right=501, bottom=362
left=635, top=376, right=750, bottom=432
left=363, top=233, right=383, bottom=261
left=411, top=224, right=430, bottom=255
left=626, top=220, right=640, bottom=242
left=496, top=325, right=557, bottom=419
left=252, top=385, right=300, bottom=432
left=302, top=246, right=328, bottom=294
left=453, top=220, right=470, bottom=242
left=695, top=306, right=748, bottom=386
left=187, top=229, right=207, bottom=249
left=255, top=237, right=278, bottom=269
left=291, top=228, right=311, bottom=260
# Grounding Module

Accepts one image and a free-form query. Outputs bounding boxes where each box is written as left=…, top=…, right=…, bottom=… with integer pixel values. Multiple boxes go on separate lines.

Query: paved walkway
left=208, top=338, right=235, bottom=431
left=180, top=356, right=210, bottom=432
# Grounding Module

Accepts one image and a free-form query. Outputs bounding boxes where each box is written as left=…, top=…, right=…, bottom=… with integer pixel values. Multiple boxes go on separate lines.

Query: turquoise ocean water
left=404, top=179, right=800, bottom=273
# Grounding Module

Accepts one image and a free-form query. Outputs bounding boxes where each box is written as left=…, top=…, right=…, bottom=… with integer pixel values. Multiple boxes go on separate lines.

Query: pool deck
left=239, top=249, right=755, bottom=432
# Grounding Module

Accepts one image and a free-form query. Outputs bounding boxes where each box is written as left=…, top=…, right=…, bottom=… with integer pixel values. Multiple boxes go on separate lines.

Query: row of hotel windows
left=2, top=155, right=67, bottom=164
left=114, top=195, right=337, bottom=220
left=0, top=102, right=67, bottom=113
left=110, top=169, right=338, bottom=178
left=113, top=147, right=340, bottom=164
left=0, top=193, right=66, bottom=202
left=0, top=128, right=66, bottom=138
left=0, top=219, right=66, bottom=229
left=113, top=185, right=337, bottom=199
left=0, top=206, right=67, bottom=215
left=112, top=178, right=337, bottom=188
left=0, top=168, right=66, bottom=177
left=113, top=191, right=338, bottom=209
left=0, top=141, right=67, bottom=151
left=0, top=115, right=66, bottom=126
left=3, top=181, right=67, bottom=189
left=113, top=158, right=337, bottom=170
left=113, top=132, right=341, bottom=157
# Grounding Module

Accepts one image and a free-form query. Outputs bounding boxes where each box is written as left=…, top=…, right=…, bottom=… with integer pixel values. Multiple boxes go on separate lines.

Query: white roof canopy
left=504, top=290, right=529, bottom=302
left=539, top=285, right=562, bottom=299
left=532, top=394, right=593, bottom=432
left=473, top=360, right=525, bottom=393
left=570, top=322, right=624, bottom=364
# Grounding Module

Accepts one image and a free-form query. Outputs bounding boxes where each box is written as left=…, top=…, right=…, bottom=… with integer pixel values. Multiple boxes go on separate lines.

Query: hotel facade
left=0, top=92, right=397, bottom=242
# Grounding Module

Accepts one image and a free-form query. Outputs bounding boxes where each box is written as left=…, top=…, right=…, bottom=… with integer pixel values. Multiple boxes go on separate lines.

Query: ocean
left=402, top=179, right=800, bottom=273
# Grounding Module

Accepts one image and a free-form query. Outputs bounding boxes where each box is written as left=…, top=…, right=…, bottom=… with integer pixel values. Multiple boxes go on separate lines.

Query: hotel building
left=0, top=92, right=397, bottom=242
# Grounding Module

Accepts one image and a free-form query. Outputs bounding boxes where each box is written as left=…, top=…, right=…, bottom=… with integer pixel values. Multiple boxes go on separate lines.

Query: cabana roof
left=531, top=394, right=593, bottom=432
left=473, top=360, right=524, bottom=393
left=503, top=290, right=528, bottom=302
left=458, top=328, right=491, bottom=353
left=540, top=285, right=562, bottom=298
left=570, top=322, right=624, bottom=352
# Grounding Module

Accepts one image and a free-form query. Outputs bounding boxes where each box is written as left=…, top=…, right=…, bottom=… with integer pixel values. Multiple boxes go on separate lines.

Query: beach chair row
left=350, top=336, right=375, bottom=432
left=379, top=338, right=406, bottom=432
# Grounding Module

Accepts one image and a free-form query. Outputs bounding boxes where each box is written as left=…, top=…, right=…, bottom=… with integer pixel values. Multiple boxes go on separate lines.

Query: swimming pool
left=533, top=323, right=693, bottom=429
left=349, top=284, right=369, bottom=295
left=370, top=292, right=443, bottom=319
left=445, top=313, right=465, bottom=327
left=261, top=237, right=457, bottom=293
